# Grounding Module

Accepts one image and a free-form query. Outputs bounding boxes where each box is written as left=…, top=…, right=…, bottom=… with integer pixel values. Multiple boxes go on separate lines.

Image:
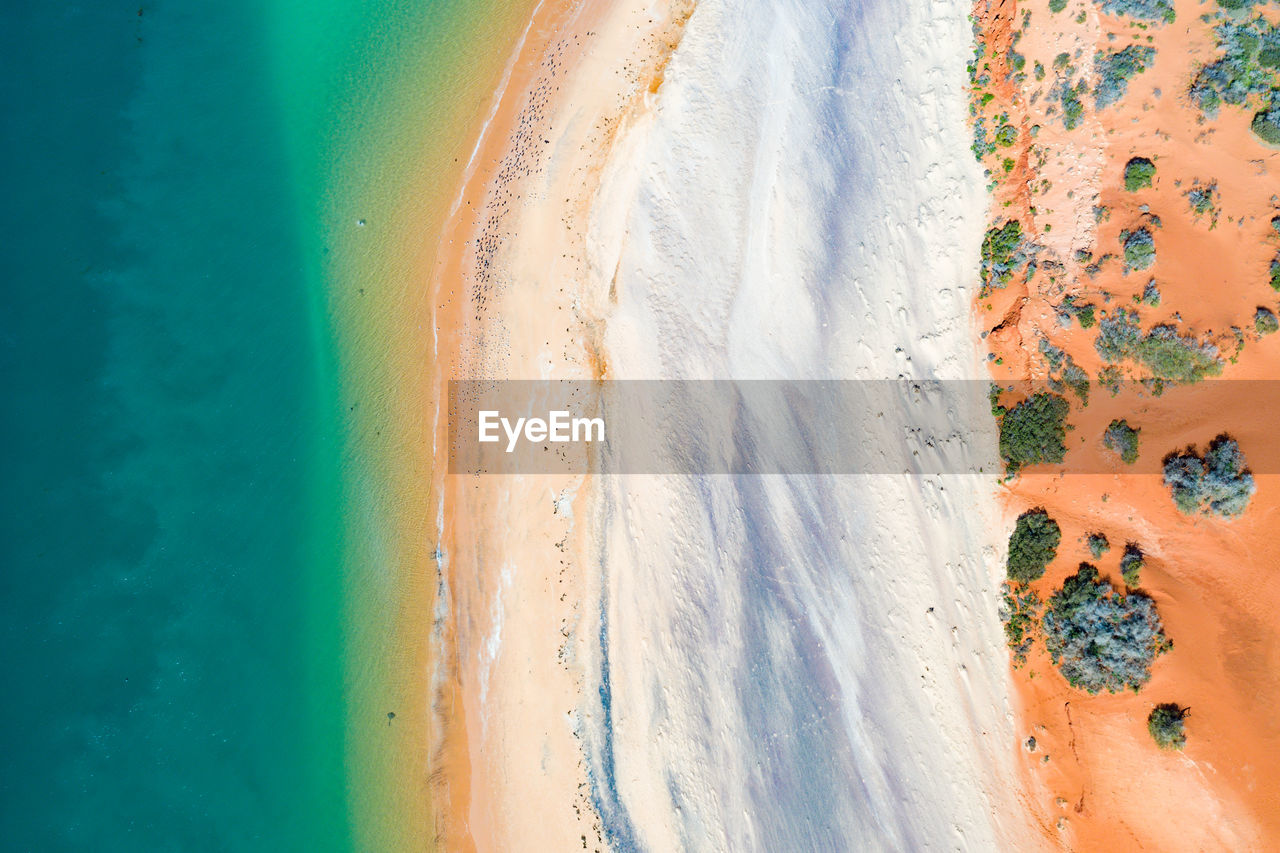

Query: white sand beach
left=434, top=0, right=1035, bottom=848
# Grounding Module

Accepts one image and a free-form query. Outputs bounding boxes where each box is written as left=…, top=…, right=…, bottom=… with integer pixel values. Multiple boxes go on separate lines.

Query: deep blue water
left=1, top=3, right=348, bottom=848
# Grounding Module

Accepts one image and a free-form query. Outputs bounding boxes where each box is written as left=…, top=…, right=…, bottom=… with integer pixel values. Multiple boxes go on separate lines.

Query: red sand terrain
left=972, top=0, right=1280, bottom=847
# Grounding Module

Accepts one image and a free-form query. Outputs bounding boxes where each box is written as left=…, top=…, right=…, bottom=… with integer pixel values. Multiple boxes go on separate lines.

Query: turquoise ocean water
left=1, top=1, right=522, bottom=848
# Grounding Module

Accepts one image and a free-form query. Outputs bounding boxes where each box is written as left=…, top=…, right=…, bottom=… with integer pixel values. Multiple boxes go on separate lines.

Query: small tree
left=981, top=220, right=1028, bottom=290
left=1251, top=105, right=1280, bottom=148
left=999, top=392, right=1070, bottom=475
left=1122, top=227, right=1156, bottom=272
left=1104, top=419, right=1141, bottom=464
left=1121, top=543, right=1145, bottom=587
left=1148, top=703, right=1187, bottom=750
left=1124, top=157, right=1156, bottom=191
left=1042, top=564, right=1171, bottom=693
left=1087, top=532, right=1111, bottom=558
left=1163, top=436, right=1255, bottom=518
left=1256, top=307, right=1278, bottom=336
left=1007, top=510, right=1063, bottom=583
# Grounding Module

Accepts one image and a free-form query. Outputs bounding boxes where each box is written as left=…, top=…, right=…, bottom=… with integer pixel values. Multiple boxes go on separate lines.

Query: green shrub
left=1162, top=435, right=1255, bottom=517
left=981, top=220, right=1027, bottom=290
left=1270, top=256, right=1280, bottom=291
left=1251, top=104, right=1280, bottom=147
left=1077, top=304, right=1097, bottom=328
left=1095, top=45, right=1158, bottom=109
left=1185, top=181, right=1219, bottom=218
left=1007, top=509, right=1063, bottom=583
left=1094, top=310, right=1222, bottom=383
left=1050, top=0, right=1067, bottom=10
left=1095, top=307, right=1142, bottom=362
left=1148, top=703, right=1187, bottom=750
left=995, top=124, right=1019, bottom=147
left=999, top=393, right=1071, bottom=474
left=1000, top=582, right=1043, bottom=666
left=1087, top=532, right=1111, bottom=558
left=1043, top=564, right=1171, bottom=693
left=1141, top=279, right=1161, bottom=306
left=1095, top=0, right=1175, bottom=23
left=1124, top=157, right=1156, bottom=191
left=1136, top=325, right=1223, bottom=383
left=1257, top=307, right=1279, bottom=335
left=1104, top=418, right=1141, bottom=464
left=1060, top=79, right=1088, bottom=130
left=1122, top=227, right=1156, bottom=272
left=1189, top=15, right=1280, bottom=113
left=1121, top=542, right=1145, bottom=586
left=972, top=117, right=996, bottom=159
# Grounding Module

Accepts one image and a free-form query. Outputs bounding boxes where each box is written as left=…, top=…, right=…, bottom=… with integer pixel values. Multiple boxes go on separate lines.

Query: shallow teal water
left=1, top=3, right=348, bottom=849
left=1, top=0, right=530, bottom=845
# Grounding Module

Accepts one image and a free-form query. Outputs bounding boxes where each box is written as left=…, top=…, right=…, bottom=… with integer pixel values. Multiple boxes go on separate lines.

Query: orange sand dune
left=973, top=0, right=1280, bottom=847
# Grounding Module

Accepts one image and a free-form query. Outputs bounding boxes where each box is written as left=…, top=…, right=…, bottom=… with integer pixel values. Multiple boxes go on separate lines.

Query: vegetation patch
left=1007, top=509, right=1063, bottom=583
left=1057, top=77, right=1089, bottom=130
left=1185, top=180, right=1220, bottom=223
left=1042, top=564, right=1172, bottom=693
left=1094, top=308, right=1143, bottom=362
left=1148, top=703, right=1188, bottom=750
left=1257, top=307, right=1279, bottom=335
left=1087, top=532, right=1111, bottom=559
left=981, top=220, right=1031, bottom=291
left=1123, top=157, right=1156, bottom=191
left=1121, top=543, right=1145, bottom=586
left=1260, top=105, right=1280, bottom=148
left=998, top=392, right=1070, bottom=475
left=1162, top=435, right=1256, bottom=518
left=1039, top=339, right=1090, bottom=404
left=1135, top=325, right=1223, bottom=383
left=1121, top=227, right=1156, bottom=272
left=1095, top=0, right=1175, bottom=23
left=1000, top=582, right=1043, bottom=668
left=1272, top=256, right=1280, bottom=291
left=1104, top=418, right=1141, bottom=464
left=972, top=117, right=996, bottom=159
left=1189, top=12, right=1280, bottom=138
left=1094, top=45, right=1157, bottom=109
left=1095, top=309, right=1223, bottom=383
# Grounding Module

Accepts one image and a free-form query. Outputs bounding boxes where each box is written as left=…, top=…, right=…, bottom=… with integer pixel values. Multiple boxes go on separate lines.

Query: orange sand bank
left=972, top=0, right=1280, bottom=847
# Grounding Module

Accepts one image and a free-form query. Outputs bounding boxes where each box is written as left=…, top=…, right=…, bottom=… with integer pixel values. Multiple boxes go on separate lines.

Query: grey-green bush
left=1121, top=542, right=1145, bottom=587
left=1043, top=564, right=1171, bottom=693
left=1256, top=307, right=1278, bottom=335
left=1162, top=435, right=1255, bottom=518
left=1104, top=419, right=1141, bottom=464
left=1122, top=227, right=1156, bottom=272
